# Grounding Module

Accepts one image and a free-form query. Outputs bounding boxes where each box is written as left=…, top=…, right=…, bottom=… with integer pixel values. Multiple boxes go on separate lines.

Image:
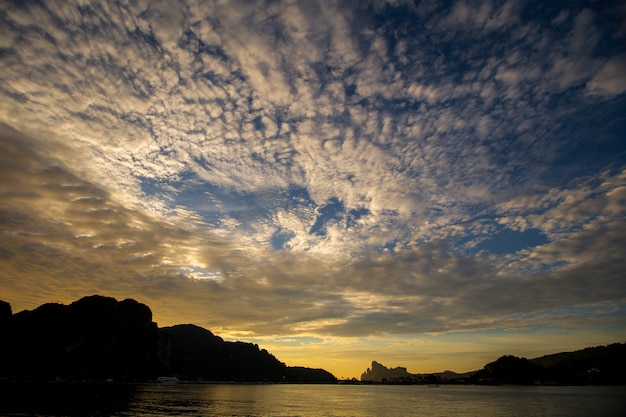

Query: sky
left=1, top=0, right=625, bottom=379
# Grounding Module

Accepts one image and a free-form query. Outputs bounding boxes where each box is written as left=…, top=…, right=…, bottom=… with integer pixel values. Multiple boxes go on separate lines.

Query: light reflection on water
left=123, top=384, right=625, bottom=417
left=1, top=383, right=624, bottom=417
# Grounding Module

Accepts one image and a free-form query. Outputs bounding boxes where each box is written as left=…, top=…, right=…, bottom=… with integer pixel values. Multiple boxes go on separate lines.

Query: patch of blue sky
left=138, top=175, right=178, bottom=202
left=270, top=229, right=296, bottom=250
left=307, top=197, right=373, bottom=237
left=284, top=185, right=314, bottom=206
left=347, top=207, right=371, bottom=228
left=148, top=174, right=320, bottom=242
left=309, top=197, right=344, bottom=236
left=139, top=172, right=259, bottom=226
left=547, top=96, right=626, bottom=181
left=379, top=239, right=399, bottom=253
left=473, top=227, right=548, bottom=255
left=179, top=178, right=259, bottom=215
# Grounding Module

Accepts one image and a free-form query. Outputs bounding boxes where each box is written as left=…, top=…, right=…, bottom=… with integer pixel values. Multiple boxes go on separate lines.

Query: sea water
left=1, top=383, right=624, bottom=416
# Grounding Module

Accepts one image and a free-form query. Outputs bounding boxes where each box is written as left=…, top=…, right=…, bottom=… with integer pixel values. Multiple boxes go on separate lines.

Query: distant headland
left=0, top=295, right=336, bottom=383
left=360, top=342, right=626, bottom=385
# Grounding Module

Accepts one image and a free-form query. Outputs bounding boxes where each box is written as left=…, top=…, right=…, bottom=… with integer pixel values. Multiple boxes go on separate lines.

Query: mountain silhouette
left=0, top=295, right=336, bottom=383
left=361, top=343, right=626, bottom=385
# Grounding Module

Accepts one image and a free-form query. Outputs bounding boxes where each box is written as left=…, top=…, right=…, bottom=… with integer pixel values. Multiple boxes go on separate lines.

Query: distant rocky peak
left=361, top=360, right=411, bottom=382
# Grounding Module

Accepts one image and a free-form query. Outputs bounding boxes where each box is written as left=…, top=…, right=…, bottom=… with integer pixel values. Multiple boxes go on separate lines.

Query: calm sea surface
left=1, top=383, right=624, bottom=417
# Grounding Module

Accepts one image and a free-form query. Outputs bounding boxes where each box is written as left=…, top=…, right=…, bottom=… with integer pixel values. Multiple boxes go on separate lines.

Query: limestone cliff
left=0, top=295, right=337, bottom=383
left=361, top=360, right=411, bottom=382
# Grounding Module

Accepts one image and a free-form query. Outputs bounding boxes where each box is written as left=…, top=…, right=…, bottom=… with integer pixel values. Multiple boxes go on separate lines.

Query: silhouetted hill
left=360, top=342, right=626, bottom=385
left=284, top=366, right=336, bottom=383
left=0, top=300, right=10, bottom=323
left=3, top=295, right=159, bottom=382
left=529, top=343, right=626, bottom=384
left=0, top=296, right=336, bottom=383
left=471, top=355, right=545, bottom=384
left=158, top=324, right=335, bottom=382
left=470, top=343, right=626, bottom=385
left=159, top=324, right=286, bottom=381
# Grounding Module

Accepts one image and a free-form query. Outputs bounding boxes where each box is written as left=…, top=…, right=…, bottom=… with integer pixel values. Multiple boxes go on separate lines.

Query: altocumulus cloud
left=0, top=0, right=625, bottom=341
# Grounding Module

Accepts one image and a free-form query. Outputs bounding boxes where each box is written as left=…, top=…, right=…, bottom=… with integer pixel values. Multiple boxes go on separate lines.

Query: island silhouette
left=0, top=295, right=335, bottom=383
left=360, top=345, right=626, bottom=385
left=1, top=295, right=624, bottom=384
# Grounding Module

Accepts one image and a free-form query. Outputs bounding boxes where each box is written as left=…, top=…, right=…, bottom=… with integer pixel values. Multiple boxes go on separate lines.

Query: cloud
left=0, top=123, right=244, bottom=310
left=1, top=120, right=626, bottom=339
left=440, top=0, right=519, bottom=32
left=586, top=54, right=626, bottom=97
left=0, top=0, right=625, bottom=345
